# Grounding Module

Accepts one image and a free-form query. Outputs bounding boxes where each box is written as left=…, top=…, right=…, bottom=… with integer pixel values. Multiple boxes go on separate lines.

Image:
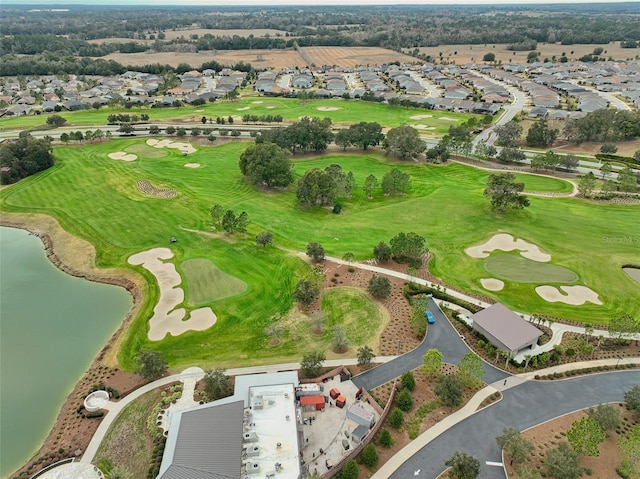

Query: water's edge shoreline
left=1, top=211, right=146, bottom=477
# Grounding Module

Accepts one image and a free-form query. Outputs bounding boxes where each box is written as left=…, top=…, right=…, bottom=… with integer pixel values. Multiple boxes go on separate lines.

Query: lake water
left=0, top=226, right=132, bottom=478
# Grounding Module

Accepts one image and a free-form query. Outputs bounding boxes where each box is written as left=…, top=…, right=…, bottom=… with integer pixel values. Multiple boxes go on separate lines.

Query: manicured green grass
left=483, top=253, right=578, bottom=283
left=0, top=97, right=480, bottom=135
left=94, top=388, right=160, bottom=478
left=181, top=258, right=247, bottom=305
left=513, top=173, right=574, bottom=193
left=124, top=143, right=168, bottom=159
left=1, top=138, right=638, bottom=371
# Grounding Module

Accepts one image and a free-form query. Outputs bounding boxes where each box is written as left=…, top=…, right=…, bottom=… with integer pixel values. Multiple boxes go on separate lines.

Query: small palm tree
left=107, top=466, right=131, bottom=479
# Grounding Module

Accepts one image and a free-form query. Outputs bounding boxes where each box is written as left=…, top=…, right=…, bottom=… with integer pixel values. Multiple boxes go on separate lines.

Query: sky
left=12, top=0, right=640, bottom=5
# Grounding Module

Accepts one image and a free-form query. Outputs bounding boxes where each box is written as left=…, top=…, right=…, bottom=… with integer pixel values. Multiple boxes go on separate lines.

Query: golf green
left=483, top=253, right=578, bottom=283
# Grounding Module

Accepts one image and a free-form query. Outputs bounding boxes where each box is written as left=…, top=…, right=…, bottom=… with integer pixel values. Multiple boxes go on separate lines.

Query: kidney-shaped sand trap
left=146, top=139, right=196, bottom=154
left=535, top=285, right=602, bottom=306
left=465, top=233, right=551, bottom=262
left=480, top=278, right=504, bottom=291
left=410, top=114, right=433, bottom=120
left=128, top=248, right=217, bottom=340
left=108, top=152, right=137, bottom=162
left=316, top=106, right=341, bottom=111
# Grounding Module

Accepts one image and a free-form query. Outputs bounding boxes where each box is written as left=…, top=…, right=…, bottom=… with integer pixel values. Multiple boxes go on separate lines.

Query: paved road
left=391, top=370, right=640, bottom=479
left=352, top=298, right=507, bottom=391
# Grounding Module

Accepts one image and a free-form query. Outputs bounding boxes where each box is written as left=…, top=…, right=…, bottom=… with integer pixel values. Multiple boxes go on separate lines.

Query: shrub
left=401, top=371, right=416, bottom=391
left=396, top=388, right=413, bottom=412
left=379, top=428, right=393, bottom=447
left=389, top=407, right=404, bottom=428
left=359, top=444, right=378, bottom=468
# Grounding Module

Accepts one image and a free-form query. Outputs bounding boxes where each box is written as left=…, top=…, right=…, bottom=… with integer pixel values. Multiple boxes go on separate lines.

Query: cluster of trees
left=0, top=134, right=54, bottom=184
left=241, top=114, right=284, bottom=124
left=565, top=109, right=640, bottom=144
left=107, top=113, right=149, bottom=124
left=210, top=204, right=249, bottom=233
left=239, top=143, right=294, bottom=189
left=259, top=117, right=334, bottom=154
left=334, top=122, right=385, bottom=151
left=526, top=119, right=559, bottom=147
left=296, top=164, right=355, bottom=207
left=383, top=125, right=425, bottom=161
left=578, top=167, right=638, bottom=197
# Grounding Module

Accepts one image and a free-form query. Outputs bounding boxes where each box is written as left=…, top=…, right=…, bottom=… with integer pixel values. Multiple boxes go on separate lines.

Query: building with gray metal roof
left=471, top=303, right=542, bottom=355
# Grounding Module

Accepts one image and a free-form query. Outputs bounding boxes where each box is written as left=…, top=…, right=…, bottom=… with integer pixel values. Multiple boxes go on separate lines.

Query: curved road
left=391, top=370, right=640, bottom=479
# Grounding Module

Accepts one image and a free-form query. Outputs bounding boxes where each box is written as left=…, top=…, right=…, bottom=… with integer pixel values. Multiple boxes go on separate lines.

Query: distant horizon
left=6, top=0, right=640, bottom=6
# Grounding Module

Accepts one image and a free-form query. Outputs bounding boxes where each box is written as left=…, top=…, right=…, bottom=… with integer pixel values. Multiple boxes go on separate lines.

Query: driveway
left=352, top=298, right=507, bottom=391
left=390, top=370, right=640, bottom=479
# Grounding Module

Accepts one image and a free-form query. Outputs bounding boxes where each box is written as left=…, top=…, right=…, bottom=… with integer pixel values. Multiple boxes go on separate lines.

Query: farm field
left=0, top=97, right=481, bottom=133
left=301, top=46, right=417, bottom=68
left=1, top=139, right=638, bottom=374
left=413, top=41, right=639, bottom=65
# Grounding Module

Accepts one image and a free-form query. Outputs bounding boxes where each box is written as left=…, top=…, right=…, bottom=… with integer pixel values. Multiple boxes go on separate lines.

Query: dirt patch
left=136, top=180, right=177, bottom=198
left=302, top=46, right=416, bottom=68
left=535, top=285, right=603, bottom=306
left=504, top=405, right=636, bottom=479
left=465, top=233, right=551, bottom=262
left=480, top=278, right=504, bottom=291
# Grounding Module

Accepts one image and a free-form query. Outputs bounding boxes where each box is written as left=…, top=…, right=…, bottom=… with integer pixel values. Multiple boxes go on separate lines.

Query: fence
left=29, top=458, right=75, bottom=479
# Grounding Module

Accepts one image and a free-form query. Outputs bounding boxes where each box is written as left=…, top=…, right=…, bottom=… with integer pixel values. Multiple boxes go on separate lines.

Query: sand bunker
left=108, top=152, right=137, bottom=162
left=439, top=117, right=459, bottom=121
left=146, top=139, right=196, bottom=155
left=412, top=124, right=436, bottom=130
left=317, top=106, right=341, bottom=111
left=237, top=106, right=250, bottom=111
left=128, top=248, right=217, bottom=340
left=252, top=101, right=264, bottom=104
left=184, top=163, right=200, bottom=168
left=465, top=233, right=551, bottom=263
left=266, top=106, right=275, bottom=109
left=410, top=114, right=433, bottom=120
left=535, top=285, right=603, bottom=306
left=480, top=278, right=504, bottom=291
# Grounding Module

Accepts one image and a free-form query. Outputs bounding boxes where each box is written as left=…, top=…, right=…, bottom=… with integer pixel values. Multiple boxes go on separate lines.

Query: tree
left=210, top=204, right=224, bottom=226
left=618, top=166, right=638, bottom=193
left=496, top=428, right=534, bottom=465
left=383, top=124, right=425, bottom=160
left=401, top=371, right=416, bottom=391
left=494, top=120, right=523, bottom=147
left=300, top=351, right=325, bottom=378
left=373, top=241, right=392, bottom=262
left=118, top=123, right=134, bottom=134
left=203, top=368, right=232, bottom=401
left=293, top=278, right=320, bottom=306
left=46, top=114, right=66, bottom=126
left=306, top=242, right=325, bottom=263
left=136, top=350, right=167, bottom=380
left=296, top=168, right=336, bottom=207
left=625, top=385, right=640, bottom=413
left=389, top=232, right=427, bottom=265
left=544, top=442, right=583, bottom=479
left=586, top=404, right=620, bottom=433
left=0, top=134, right=54, bottom=184
left=368, top=275, right=391, bottom=299
left=342, top=252, right=355, bottom=264
left=357, top=345, right=375, bottom=367
left=445, top=451, right=481, bottom=479
left=221, top=209, right=237, bottom=233
left=335, top=129, right=352, bottom=150
left=484, top=172, right=530, bottom=212
left=498, top=147, right=526, bottom=163
left=526, top=119, right=558, bottom=147
left=389, top=408, right=403, bottom=428
left=363, top=174, right=379, bottom=199
left=255, top=231, right=273, bottom=247
left=422, top=349, right=443, bottom=376
left=238, top=142, right=294, bottom=188
left=396, top=388, right=413, bottom=411
left=600, top=143, right=618, bottom=154
left=435, top=374, right=463, bottom=407
left=381, top=167, right=411, bottom=195
left=456, top=352, right=485, bottom=388
left=165, top=126, right=176, bottom=135
left=236, top=211, right=249, bottom=234
left=337, top=460, right=359, bottom=479
left=609, top=313, right=640, bottom=340
left=379, top=428, right=393, bottom=447
left=360, top=444, right=378, bottom=467
left=561, top=154, right=580, bottom=171
left=600, top=162, right=613, bottom=179
left=332, top=324, right=349, bottom=352
left=515, top=467, right=542, bottom=479
left=577, top=172, right=597, bottom=198
left=348, top=121, right=384, bottom=150
left=483, top=52, right=496, bottom=62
